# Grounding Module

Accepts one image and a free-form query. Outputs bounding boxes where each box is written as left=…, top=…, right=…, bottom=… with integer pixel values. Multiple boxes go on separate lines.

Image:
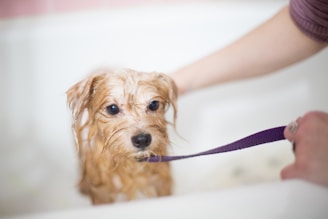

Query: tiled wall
left=0, top=0, right=187, bottom=19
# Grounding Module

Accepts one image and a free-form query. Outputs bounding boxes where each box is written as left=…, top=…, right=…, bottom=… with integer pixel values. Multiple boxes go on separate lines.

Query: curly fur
left=66, top=68, right=177, bottom=204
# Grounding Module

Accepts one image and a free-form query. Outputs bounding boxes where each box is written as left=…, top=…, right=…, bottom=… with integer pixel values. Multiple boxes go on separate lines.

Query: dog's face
left=67, top=69, right=177, bottom=161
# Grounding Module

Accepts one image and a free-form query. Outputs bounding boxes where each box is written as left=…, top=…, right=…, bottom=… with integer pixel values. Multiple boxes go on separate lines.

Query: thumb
left=280, top=163, right=300, bottom=180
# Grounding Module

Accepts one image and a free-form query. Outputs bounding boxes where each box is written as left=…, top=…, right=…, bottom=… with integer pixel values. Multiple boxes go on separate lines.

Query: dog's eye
left=106, top=104, right=120, bottom=115
left=148, top=100, right=160, bottom=111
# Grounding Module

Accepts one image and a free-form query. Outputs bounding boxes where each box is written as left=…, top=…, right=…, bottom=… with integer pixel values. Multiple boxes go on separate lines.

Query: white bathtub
left=1, top=0, right=328, bottom=218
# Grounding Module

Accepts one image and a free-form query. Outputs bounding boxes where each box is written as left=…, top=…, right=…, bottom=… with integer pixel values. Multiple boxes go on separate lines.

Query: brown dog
left=66, top=68, right=177, bottom=204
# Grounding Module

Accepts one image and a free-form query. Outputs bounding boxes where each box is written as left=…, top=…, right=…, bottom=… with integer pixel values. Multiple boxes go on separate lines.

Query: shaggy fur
left=66, top=68, right=177, bottom=204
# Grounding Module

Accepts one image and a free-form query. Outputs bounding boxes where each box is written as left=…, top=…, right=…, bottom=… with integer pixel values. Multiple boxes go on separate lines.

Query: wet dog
left=66, top=68, right=177, bottom=204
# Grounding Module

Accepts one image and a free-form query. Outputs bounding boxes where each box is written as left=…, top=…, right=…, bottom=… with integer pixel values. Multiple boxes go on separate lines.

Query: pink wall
left=0, top=0, right=187, bottom=19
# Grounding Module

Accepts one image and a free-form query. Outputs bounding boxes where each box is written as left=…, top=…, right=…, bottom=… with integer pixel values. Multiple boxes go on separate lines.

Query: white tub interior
left=1, top=0, right=328, bottom=217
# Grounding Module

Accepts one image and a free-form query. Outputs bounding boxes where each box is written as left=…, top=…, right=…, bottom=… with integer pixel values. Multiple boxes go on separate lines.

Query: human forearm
left=171, top=6, right=326, bottom=95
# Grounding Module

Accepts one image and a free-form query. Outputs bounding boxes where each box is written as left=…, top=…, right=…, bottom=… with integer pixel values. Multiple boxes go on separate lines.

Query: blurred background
left=1, top=0, right=327, bottom=217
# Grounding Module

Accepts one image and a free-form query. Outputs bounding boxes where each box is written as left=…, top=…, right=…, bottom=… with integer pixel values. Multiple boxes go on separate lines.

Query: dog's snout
left=131, top=133, right=152, bottom=149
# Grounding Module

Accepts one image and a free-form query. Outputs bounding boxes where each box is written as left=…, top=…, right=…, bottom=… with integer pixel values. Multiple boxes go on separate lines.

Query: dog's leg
left=153, top=163, right=173, bottom=196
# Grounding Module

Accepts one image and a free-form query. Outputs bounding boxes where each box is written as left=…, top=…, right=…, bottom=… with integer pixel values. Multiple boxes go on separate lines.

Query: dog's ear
left=66, top=74, right=101, bottom=120
left=67, top=73, right=105, bottom=153
left=157, top=73, right=178, bottom=125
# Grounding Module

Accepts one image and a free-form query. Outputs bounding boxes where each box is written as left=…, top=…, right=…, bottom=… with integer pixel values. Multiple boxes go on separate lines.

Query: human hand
left=281, top=111, right=328, bottom=187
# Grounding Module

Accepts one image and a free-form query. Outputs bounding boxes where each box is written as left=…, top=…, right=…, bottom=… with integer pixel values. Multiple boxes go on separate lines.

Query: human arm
left=170, top=5, right=327, bottom=95
left=282, top=111, right=328, bottom=187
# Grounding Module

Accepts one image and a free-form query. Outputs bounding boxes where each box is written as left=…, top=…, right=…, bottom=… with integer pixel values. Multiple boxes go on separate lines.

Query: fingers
left=284, top=122, right=296, bottom=142
left=284, top=117, right=302, bottom=142
left=281, top=111, right=328, bottom=186
left=280, top=164, right=294, bottom=180
left=280, top=163, right=305, bottom=180
left=281, top=117, right=302, bottom=180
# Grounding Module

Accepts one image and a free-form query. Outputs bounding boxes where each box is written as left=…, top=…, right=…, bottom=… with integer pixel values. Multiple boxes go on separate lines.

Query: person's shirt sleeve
left=289, top=0, right=328, bottom=43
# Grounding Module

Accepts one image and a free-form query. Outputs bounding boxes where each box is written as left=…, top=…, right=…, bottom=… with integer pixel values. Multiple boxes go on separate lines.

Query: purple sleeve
left=289, top=0, right=328, bottom=43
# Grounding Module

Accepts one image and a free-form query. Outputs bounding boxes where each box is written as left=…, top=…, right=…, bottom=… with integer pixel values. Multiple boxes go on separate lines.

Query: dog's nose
left=131, top=133, right=152, bottom=149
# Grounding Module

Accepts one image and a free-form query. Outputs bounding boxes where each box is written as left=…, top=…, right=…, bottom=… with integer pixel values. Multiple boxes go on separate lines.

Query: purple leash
left=141, top=126, right=286, bottom=162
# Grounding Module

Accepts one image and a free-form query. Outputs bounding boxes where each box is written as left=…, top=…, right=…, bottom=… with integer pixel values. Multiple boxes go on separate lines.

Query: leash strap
left=142, top=126, right=286, bottom=162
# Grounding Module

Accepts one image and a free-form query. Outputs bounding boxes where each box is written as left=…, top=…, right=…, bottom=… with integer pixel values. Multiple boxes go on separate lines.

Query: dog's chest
left=109, top=166, right=159, bottom=201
